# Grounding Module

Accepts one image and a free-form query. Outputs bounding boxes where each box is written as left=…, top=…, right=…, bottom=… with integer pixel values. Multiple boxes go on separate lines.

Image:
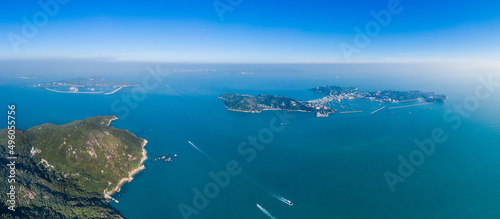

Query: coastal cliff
left=0, top=116, right=146, bottom=218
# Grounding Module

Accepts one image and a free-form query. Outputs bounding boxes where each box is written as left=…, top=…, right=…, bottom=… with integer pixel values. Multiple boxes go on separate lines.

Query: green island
left=220, top=86, right=447, bottom=117
left=0, top=116, right=147, bottom=218
left=34, top=77, right=139, bottom=95
left=219, top=93, right=336, bottom=117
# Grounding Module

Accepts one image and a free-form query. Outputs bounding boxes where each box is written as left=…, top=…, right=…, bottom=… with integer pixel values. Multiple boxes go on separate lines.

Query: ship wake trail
left=271, top=193, right=293, bottom=206
left=187, top=141, right=220, bottom=168
left=256, top=203, right=277, bottom=219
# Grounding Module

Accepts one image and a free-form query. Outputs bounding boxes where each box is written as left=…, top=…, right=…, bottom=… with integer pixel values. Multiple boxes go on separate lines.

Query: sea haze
left=1, top=64, right=499, bottom=218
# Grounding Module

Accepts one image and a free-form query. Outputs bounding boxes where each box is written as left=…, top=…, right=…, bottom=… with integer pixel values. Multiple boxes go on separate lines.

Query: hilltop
left=220, top=86, right=447, bottom=117
left=0, top=116, right=147, bottom=218
left=219, top=93, right=335, bottom=117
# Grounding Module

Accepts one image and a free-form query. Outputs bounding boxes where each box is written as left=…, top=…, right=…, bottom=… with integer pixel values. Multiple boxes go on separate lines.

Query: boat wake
left=187, top=141, right=220, bottom=167
left=271, top=193, right=293, bottom=206
left=187, top=140, right=293, bottom=218
left=256, top=203, right=277, bottom=219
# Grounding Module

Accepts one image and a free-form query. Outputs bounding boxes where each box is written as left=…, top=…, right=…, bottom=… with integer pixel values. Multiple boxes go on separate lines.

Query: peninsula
left=220, top=86, right=447, bottom=117
left=0, top=116, right=146, bottom=218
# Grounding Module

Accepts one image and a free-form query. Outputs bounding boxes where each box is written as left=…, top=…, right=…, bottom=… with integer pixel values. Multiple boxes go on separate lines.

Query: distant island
left=35, top=77, right=138, bottom=95
left=219, top=86, right=447, bottom=117
left=0, top=116, right=146, bottom=218
left=219, top=93, right=336, bottom=117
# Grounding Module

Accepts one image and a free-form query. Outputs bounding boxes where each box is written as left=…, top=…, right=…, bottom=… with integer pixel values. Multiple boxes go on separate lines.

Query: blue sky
left=1, top=0, right=499, bottom=63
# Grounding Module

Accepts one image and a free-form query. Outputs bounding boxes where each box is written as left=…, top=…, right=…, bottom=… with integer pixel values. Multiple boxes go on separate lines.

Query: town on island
left=219, top=86, right=448, bottom=117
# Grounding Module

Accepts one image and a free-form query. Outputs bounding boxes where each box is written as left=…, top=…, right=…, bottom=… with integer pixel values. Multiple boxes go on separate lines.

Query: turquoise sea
left=2, top=64, right=500, bottom=218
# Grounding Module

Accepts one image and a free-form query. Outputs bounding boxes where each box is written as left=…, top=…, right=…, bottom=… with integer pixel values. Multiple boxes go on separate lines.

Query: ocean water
left=1, top=66, right=500, bottom=218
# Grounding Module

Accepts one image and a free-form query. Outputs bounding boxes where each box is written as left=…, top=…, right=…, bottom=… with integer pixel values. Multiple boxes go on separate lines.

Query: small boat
left=272, top=193, right=294, bottom=206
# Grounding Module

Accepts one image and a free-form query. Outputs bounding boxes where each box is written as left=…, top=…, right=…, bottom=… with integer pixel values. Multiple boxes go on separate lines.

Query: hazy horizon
left=2, top=0, right=500, bottom=64
left=2, top=1, right=500, bottom=219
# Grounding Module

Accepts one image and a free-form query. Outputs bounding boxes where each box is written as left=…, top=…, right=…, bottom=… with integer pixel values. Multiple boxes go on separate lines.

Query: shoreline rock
left=104, top=131, right=148, bottom=200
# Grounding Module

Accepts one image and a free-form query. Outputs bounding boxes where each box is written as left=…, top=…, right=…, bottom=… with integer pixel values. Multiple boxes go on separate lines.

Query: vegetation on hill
left=220, top=85, right=447, bottom=117
left=0, top=116, right=146, bottom=218
left=219, top=93, right=317, bottom=112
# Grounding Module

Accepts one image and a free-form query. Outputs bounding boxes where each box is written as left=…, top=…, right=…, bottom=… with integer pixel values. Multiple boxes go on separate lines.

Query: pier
left=371, top=106, right=385, bottom=114
left=104, top=87, right=123, bottom=95
left=389, top=102, right=432, bottom=109
left=340, top=110, right=363, bottom=114
left=45, top=87, right=104, bottom=94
